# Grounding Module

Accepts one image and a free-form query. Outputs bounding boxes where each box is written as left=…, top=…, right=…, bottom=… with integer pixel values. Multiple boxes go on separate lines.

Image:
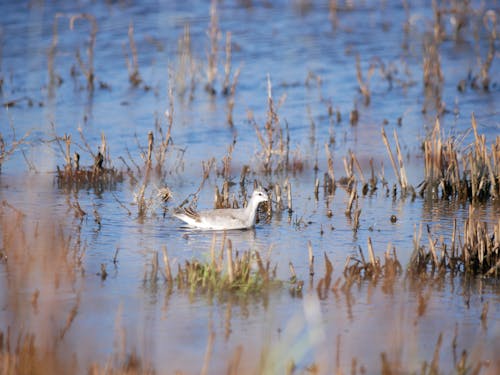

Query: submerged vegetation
left=1, top=0, right=500, bottom=374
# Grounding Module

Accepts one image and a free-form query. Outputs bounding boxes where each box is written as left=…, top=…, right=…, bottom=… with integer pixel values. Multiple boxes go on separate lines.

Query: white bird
left=173, top=188, right=269, bottom=230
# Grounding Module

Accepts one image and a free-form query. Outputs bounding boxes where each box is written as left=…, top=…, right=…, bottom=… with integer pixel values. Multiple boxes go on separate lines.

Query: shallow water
left=1, top=0, right=500, bottom=373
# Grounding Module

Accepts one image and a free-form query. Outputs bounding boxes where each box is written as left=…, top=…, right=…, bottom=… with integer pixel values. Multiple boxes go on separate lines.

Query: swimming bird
left=173, top=188, right=269, bottom=230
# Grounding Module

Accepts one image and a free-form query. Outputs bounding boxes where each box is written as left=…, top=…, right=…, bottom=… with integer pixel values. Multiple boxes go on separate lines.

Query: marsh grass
left=160, top=238, right=283, bottom=300
left=409, top=207, right=500, bottom=277
left=249, top=75, right=289, bottom=174
left=53, top=131, right=124, bottom=192
left=421, top=114, right=499, bottom=202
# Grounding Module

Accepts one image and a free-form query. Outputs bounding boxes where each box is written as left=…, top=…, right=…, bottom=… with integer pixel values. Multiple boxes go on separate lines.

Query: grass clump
left=54, top=132, right=123, bottom=192
left=420, top=114, right=499, bottom=202
left=409, top=207, right=500, bottom=277
left=161, top=238, right=283, bottom=300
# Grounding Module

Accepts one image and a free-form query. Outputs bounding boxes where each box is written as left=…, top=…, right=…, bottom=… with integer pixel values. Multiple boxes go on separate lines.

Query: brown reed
left=54, top=128, right=123, bottom=192
left=479, top=10, right=497, bottom=90
left=123, top=22, right=142, bottom=86
left=421, top=114, right=499, bottom=202
left=409, top=206, right=500, bottom=277
left=205, top=0, right=219, bottom=95
left=381, top=127, right=410, bottom=194
left=250, top=75, right=289, bottom=174
left=69, top=13, right=98, bottom=89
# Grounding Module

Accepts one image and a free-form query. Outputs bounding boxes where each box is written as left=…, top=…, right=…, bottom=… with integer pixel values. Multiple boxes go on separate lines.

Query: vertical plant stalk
left=480, top=10, right=497, bottom=90
left=381, top=128, right=408, bottom=191
left=205, top=0, right=219, bottom=94
left=124, top=22, right=142, bottom=86
left=355, top=54, right=373, bottom=106
left=226, top=66, right=241, bottom=127
left=325, top=143, right=335, bottom=185
left=222, top=31, right=232, bottom=95
left=69, top=13, right=98, bottom=90
left=48, top=13, right=66, bottom=96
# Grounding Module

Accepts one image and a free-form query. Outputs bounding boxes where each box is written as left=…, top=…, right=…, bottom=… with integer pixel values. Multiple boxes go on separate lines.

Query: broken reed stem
left=146, top=131, right=153, bottom=170
left=350, top=151, right=366, bottom=185
left=288, top=261, right=297, bottom=282
left=286, top=179, right=292, bottom=214
left=308, top=241, right=314, bottom=276
left=325, top=143, right=335, bottom=184
left=345, top=187, right=357, bottom=216
left=355, top=54, right=372, bottom=105
left=427, top=231, right=439, bottom=268
left=367, top=237, right=376, bottom=266
left=381, top=128, right=407, bottom=191
left=393, top=130, right=408, bottom=190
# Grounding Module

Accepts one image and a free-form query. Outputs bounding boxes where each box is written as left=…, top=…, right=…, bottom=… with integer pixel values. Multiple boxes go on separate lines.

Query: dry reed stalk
left=222, top=31, right=232, bottom=95
left=345, top=186, right=356, bottom=216
left=355, top=54, right=374, bottom=105
left=367, top=237, right=376, bottom=266
left=226, top=66, right=241, bottom=126
left=350, top=151, right=366, bottom=186
left=205, top=0, right=219, bottom=94
left=480, top=10, right=497, bottom=90
left=146, top=131, right=153, bottom=169
left=427, top=231, right=439, bottom=268
left=251, top=75, right=287, bottom=173
left=288, top=261, right=297, bottom=283
left=431, top=0, right=444, bottom=42
left=123, top=22, right=142, bottom=86
left=286, top=179, right=292, bottom=214
left=471, top=113, right=498, bottom=199
left=422, top=35, right=444, bottom=113
left=393, top=130, right=408, bottom=190
left=325, top=143, right=335, bottom=185
left=352, top=206, right=361, bottom=233
left=329, top=0, right=338, bottom=29
left=176, top=24, right=196, bottom=99
left=48, top=13, right=66, bottom=94
left=308, top=241, right=314, bottom=276
left=69, top=13, right=97, bottom=89
left=381, top=128, right=409, bottom=192
left=324, top=252, right=333, bottom=280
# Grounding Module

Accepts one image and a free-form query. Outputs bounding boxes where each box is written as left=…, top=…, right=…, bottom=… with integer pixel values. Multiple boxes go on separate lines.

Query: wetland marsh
left=1, top=1, right=499, bottom=374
